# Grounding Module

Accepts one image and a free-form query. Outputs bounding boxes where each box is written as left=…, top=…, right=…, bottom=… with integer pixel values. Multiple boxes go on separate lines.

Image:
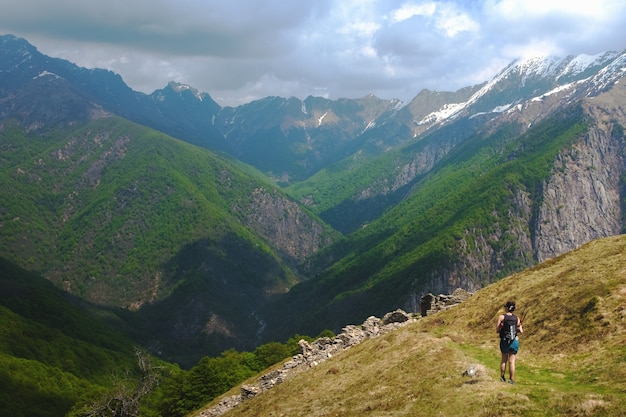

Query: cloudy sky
left=2, top=0, right=626, bottom=106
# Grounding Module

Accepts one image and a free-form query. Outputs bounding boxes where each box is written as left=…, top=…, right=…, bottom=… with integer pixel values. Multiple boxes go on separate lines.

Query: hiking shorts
left=500, top=338, right=519, bottom=354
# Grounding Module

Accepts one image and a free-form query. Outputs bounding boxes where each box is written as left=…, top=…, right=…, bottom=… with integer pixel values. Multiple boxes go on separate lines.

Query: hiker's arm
left=517, top=318, right=523, bottom=334
left=496, top=315, right=504, bottom=333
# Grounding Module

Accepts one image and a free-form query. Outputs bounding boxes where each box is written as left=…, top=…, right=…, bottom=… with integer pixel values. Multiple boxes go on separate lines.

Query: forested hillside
left=263, top=105, right=593, bottom=340
left=1, top=257, right=333, bottom=417
left=0, top=116, right=336, bottom=365
left=0, top=257, right=138, bottom=417
left=1, top=35, right=625, bottom=397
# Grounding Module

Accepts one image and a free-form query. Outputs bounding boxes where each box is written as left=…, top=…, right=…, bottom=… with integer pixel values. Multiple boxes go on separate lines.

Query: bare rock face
left=533, top=92, right=626, bottom=261
left=235, top=187, right=337, bottom=263
left=425, top=82, right=626, bottom=298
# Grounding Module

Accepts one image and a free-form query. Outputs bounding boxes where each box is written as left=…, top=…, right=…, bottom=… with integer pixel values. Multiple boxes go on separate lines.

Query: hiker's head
left=505, top=301, right=516, bottom=312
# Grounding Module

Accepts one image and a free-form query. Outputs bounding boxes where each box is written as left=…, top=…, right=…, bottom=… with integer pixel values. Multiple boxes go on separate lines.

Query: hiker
left=496, top=300, right=523, bottom=384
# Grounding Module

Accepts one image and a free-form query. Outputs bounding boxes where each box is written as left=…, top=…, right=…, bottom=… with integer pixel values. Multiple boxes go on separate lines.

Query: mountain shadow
left=131, top=232, right=294, bottom=367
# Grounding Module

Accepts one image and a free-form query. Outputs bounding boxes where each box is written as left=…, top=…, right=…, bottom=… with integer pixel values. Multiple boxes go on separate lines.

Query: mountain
left=0, top=34, right=227, bottom=151
left=287, top=51, right=626, bottom=230
left=0, top=114, right=336, bottom=365
left=197, top=234, right=626, bottom=417
left=0, top=34, right=410, bottom=184
left=260, top=50, right=626, bottom=341
left=1, top=33, right=625, bottom=365
left=408, top=52, right=623, bottom=128
left=215, top=94, right=404, bottom=183
left=149, top=81, right=227, bottom=151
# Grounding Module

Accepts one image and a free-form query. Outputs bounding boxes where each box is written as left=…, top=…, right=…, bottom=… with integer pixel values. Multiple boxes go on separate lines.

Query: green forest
left=0, top=256, right=331, bottom=417
left=1, top=60, right=623, bottom=416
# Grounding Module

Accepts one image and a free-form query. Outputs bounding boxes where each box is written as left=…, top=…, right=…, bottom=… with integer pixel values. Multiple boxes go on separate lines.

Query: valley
left=0, top=33, right=625, bottom=416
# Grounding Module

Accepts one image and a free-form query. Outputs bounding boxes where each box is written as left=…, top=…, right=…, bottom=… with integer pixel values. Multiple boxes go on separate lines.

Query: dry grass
left=195, top=235, right=626, bottom=417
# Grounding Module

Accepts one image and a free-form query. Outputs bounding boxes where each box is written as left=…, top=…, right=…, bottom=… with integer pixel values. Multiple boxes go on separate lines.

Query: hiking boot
left=508, top=379, right=514, bottom=385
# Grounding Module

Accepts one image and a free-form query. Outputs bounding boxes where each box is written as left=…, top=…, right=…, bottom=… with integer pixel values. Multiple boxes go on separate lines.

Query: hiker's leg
left=508, top=353, right=516, bottom=381
left=500, top=353, right=508, bottom=378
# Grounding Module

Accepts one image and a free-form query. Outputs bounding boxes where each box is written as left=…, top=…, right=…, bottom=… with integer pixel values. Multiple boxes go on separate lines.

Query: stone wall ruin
left=198, top=289, right=471, bottom=417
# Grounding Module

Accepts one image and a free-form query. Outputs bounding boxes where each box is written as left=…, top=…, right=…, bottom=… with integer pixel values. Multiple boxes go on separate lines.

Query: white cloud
left=487, top=0, right=612, bottom=20
left=391, top=2, right=437, bottom=23
left=435, top=5, right=479, bottom=37
left=0, top=0, right=625, bottom=106
left=338, top=21, right=381, bottom=37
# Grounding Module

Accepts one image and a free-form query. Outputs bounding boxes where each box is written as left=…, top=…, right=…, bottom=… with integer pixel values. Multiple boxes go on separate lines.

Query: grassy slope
left=200, top=234, right=626, bottom=417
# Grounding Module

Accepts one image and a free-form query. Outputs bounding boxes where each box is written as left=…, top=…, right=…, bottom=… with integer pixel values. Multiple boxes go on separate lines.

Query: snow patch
left=588, top=53, right=626, bottom=92
left=529, top=81, right=579, bottom=102
left=492, top=103, right=513, bottom=113
left=171, top=82, right=203, bottom=100
left=469, top=112, right=487, bottom=119
left=412, top=51, right=625, bottom=128
left=318, top=111, right=327, bottom=126
left=417, top=102, right=465, bottom=125
left=561, top=51, right=619, bottom=78
left=469, top=103, right=514, bottom=119
left=392, top=100, right=404, bottom=110
left=362, top=119, right=376, bottom=133
left=34, top=70, right=60, bottom=80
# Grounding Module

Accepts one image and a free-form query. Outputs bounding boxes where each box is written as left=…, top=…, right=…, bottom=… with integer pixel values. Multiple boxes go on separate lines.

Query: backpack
left=501, top=314, right=518, bottom=342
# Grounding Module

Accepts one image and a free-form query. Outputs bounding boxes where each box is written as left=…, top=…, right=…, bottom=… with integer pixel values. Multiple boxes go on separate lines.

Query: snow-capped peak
left=585, top=51, right=626, bottom=93
left=168, top=81, right=203, bottom=101
left=416, top=50, right=625, bottom=127
left=560, top=51, right=619, bottom=79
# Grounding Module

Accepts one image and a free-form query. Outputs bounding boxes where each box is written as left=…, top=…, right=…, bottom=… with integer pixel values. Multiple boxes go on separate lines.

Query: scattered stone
left=462, top=365, right=477, bottom=377
left=240, top=384, right=260, bottom=399
left=198, top=289, right=473, bottom=417
left=382, top=309, right=411, bottom=324
left=197, top=395, right=241, bottom=417
left=462, top=363, right=486, bottom=383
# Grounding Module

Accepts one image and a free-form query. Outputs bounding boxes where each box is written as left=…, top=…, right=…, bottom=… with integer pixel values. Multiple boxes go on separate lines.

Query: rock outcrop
left=197, top=309, right=414, bottom=417
left=235, top=187, right=337, bottom=263
left=426, top=83, right=626, bottom=297
left=419, top=288, right=473, bottom=317
left=533, top=94, right=626, bottom=261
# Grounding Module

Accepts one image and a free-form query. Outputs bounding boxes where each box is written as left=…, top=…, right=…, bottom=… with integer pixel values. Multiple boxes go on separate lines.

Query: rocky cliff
left=424, top=78, right=626, bottom=299
left=234, top=187, right=337, bottom=264
left=533, top=87, right=626, bottom=261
